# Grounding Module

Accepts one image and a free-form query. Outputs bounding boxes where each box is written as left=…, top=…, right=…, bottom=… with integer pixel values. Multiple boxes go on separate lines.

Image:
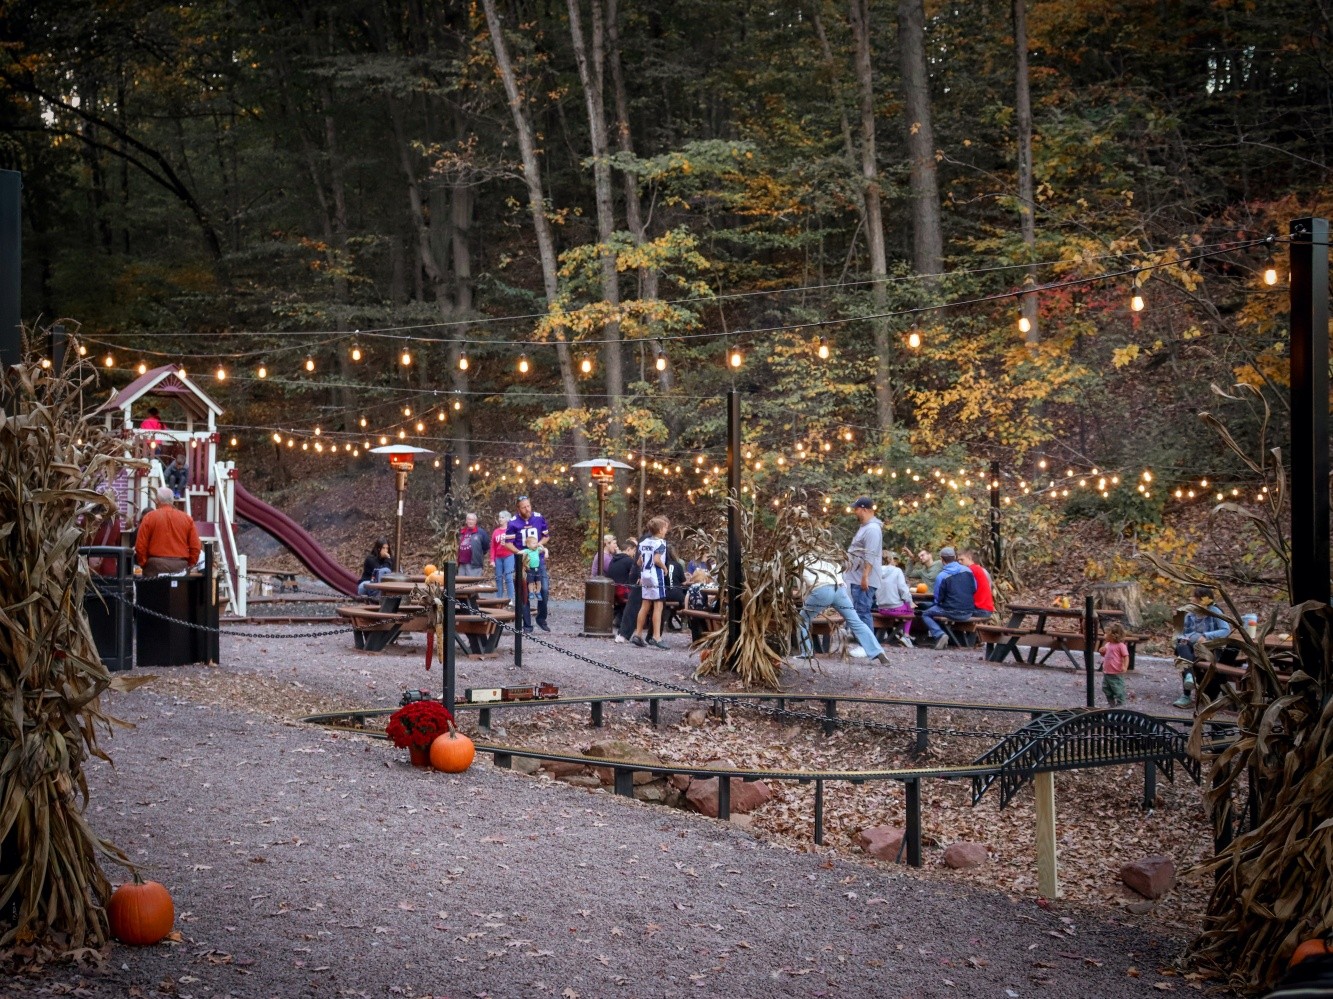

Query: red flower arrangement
left=386, top=700, right=455, bottom=751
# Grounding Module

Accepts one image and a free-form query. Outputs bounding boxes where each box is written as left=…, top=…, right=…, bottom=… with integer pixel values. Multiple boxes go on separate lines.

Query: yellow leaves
left=1111, top=344, right=1140, bottom=368
left=910, top=121, right=921, bottom=135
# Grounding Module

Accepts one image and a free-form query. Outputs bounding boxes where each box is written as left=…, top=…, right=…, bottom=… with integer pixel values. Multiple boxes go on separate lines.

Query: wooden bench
left=979, top=625, right=1148, bottom=669
left=681, top=607, right=723, bottom=641
left=337, top=605, right=426, bottom=652
left=249, top=566, right=299, bottom=595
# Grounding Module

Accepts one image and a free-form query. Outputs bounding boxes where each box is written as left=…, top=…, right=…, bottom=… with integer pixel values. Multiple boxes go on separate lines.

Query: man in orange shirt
left=135, top=486, right=201, bottom=578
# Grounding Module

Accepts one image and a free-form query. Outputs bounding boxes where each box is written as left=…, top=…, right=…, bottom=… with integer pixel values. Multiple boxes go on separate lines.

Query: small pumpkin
left=108, top=874, right=174, bottom=946
left=1290, top=938, right=1331, bottom=969
left=423, top=563, right=438, bottom=578
left=915, top=583, right=929, bottom=594
left=428, top=571, right=445, bottom=585
left=430, top=723, right=475, bottom=773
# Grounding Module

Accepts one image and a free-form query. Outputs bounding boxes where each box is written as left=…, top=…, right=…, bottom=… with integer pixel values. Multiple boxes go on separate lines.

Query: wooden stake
left=1034, top=770, right=1059, bottom=898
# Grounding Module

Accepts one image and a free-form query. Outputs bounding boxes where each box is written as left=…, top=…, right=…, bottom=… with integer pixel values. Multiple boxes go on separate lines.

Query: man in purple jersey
left=503, top=495, right=551, bottom=633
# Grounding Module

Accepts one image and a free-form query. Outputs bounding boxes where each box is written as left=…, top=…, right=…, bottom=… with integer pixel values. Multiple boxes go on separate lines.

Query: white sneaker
left=849, top=646, right=868, bottom=658
left=614, top=634, right=626, bottom=644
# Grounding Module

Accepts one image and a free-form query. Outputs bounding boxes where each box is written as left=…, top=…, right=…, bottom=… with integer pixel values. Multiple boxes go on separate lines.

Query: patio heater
left=573, top=457, right=633, bottom=636
left=370, top=444, right=434, bottom=572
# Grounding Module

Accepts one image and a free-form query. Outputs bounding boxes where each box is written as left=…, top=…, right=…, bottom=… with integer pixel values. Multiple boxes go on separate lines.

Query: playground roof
left=97, top=363, right=223, bottom=420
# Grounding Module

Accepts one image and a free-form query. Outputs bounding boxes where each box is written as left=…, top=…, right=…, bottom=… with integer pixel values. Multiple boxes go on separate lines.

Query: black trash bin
left=80, top=545, right=134, bottom=671
left=135, top=548, right=220, bottom=667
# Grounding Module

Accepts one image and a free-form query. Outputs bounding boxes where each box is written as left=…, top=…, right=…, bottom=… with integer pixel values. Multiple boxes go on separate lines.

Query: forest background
left=2, top=0, right=1329, bottom=609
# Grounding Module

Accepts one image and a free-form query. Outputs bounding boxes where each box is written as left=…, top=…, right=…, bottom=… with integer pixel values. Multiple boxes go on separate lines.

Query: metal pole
left=1289, top=217, right=1330, bottom=606
left=514, top=569, right=524, bottom=669
left=392, top=468, right=408, bottom=572
left=443, top=561, right=456, bottom=717
left=1083, top=595, right=1097, bottom=708
left=0, top=169, right=20, bottom=369
left=597, top=481, right=606, bottom=577
left=989, top=459, right=1002, bottom=570
left=725, top=389, right=743, bottom=668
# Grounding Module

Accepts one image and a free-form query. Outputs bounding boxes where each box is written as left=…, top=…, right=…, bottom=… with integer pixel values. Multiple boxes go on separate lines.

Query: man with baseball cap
left=843, top=497, right=883, bottom=654
left=922, top=546, right=978, bottom=650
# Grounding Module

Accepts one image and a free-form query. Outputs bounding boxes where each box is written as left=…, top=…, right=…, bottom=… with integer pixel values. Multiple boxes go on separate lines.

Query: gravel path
left=10, top=597, right=1213, bottom=998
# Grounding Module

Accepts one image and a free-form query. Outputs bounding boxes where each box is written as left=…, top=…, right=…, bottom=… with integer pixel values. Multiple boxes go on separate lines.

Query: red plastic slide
left=232, top=482, right=360, bottom=596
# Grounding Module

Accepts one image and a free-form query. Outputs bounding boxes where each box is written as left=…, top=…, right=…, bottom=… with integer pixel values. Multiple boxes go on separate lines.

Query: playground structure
left=97, top=364, right=359, bottom=615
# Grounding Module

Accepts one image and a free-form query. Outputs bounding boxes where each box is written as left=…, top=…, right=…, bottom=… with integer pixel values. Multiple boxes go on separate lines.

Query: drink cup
left=1242, top=613, right=1258, bottom=639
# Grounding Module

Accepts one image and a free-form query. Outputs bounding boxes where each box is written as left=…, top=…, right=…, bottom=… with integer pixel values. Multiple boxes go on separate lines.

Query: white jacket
left=877, top=563, right=914, bottom=607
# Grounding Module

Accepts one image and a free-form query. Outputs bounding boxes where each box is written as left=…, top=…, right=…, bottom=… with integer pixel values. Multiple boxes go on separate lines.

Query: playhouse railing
left=212, top=460, right=247, bottom=617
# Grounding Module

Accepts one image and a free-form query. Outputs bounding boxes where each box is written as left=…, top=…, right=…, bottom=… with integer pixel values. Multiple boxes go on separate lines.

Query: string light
left=257, top=364, right=267, bottom=378
left=437, top=410, right=447, bottom=422
left=103, top=353, right=114, bottom=367
left=458, top=352, right=469, bottom=371
left=137, top=361, right=148, bottom=375
left=654, top=343, right=668, bottom=372
left=400, top=348, right=412, bottom=366
left=215, top=365, right=226, bottom=381
left=907, top=331, right=922, bottom=349
left=403, top=406, right=412, bottom=417
left=517, top=354, right=530, bottom=374
left=358, top=415, right=367, bottom=427
left=580, top=356, right=594, bottom=375
left=304, top=355, right=315, bottom=372
left=77, top=345, right=87, bottom=356
left=228, top=437, right=238, bottom=446
left=816, top=338, right=829, bottom=360
left=1264, top=264, right=1278, bottom=286
left=1130, top=273, right=1145, bottom=312
left=415, top=421, right=425, bottom=432
left=1017, top=315, right=1031, bottom=334
left=728, top=346, right=743, bottom=368
left=272, top=432, right=282, bottom=443
left=40, top=358, right=51, bottom=369
left=350, top=343, right=363, bottom=362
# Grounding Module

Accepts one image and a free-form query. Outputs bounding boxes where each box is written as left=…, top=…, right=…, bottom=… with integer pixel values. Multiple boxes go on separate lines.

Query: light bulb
left=403, top=406, right=412, bottom=416
left=257, top=364, right=267, bottom=378
left=350, top=344, right=363, bottom=362
left=397, top=429, right=406, bottom=439
left=137, top=361, right=147, bottom=375
left=518, top=354, right=529, bottom=374
left=379, top=435, right=388, bottom=445
left=728, top=347, right=743, bottom=368
left=458, top=353, right=469, bottom=371
left=907, top=331, right=922, bottom=349
left=580, top=356, right=593, bottom=375
left=359, top=415, right=367, bottom=427
left=286, top=438, right=294, bottom=448
left=453, top=399, right=462, bottom=411
left=40, top=358, right=51, bottom=368
left=400, top=349, right=412, bottom=366
left=817, top=338, right=829, bottom=359
left=437, top=410, right=446, bottom=422
left=178, top=367, right=186, bottom=378
left=304, top=355, right=315, bottom=372
left=77, top=345, right=87, bottom=356
left=272, top=432, right=282, bottom=443
left=1017, top=315, right=1031, bottom=334
left=654, top=353, right=667, bottom=372
left=1264, top=266, right=1278, bottom=286
left=1130, top=294, right=1145, bottom=312
left=215, top=366, right=226, bottom=381
left=415, top=421, right=425, bottom=432
left=313, top=426, right=321, bottom=436
left=103, top=354, right=114, bottom=367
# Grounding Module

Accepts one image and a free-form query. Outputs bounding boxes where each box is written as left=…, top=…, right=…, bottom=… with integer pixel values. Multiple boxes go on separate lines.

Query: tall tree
left=481, top=0, right=591, bottom=467
left=1013, top=0, right=1039, bottom=344
left=896, top=0, right=944, bottom=278
left=848, top=0, right=893, bottom=430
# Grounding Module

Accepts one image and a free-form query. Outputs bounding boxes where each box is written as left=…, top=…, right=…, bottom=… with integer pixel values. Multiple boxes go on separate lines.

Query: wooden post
left=1034, top=770, right=1059, bottom=898
left=1289, top=217, right=1330, bottom=606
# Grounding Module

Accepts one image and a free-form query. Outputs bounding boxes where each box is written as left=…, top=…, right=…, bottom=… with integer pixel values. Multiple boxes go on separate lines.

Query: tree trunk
left=482, top=0, right=591, bottom=466
left=849, top=0, right=893, bottom=431
left=1013, top=0, right=1039, bottom=344
left=567, top=0, right=625, bottom=449
left=897, top=0, right=944, bottom=279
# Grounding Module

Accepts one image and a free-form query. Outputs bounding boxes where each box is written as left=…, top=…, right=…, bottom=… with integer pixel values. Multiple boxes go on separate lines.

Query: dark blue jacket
left=935, top=562, right=977, bottom=619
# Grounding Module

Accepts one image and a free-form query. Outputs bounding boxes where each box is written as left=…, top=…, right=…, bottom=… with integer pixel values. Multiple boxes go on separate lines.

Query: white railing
left=212, top=461, right=247, bottom=617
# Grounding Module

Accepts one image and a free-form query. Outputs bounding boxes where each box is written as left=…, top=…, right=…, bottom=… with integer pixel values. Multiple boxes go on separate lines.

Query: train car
left=536, top=682, right=560, bottom=700
left=500, top=685, right=535, bottom=702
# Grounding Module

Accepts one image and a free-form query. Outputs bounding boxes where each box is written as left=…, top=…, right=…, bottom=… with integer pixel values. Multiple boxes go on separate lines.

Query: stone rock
left=942, top=842, right=989, bottom=870
left=729, top=813, right=754, bottom=830
left=510, top=756, right=542, bottom=775
left=1120, top=855, right=1175, bottom=899
left=683, top=708, right=708, bottom=727
left=684, top=777, right=772, bottom=818
left=1125, top=899, right=1156, bottom=915
left=541, top=760, right=590, bottom=778
left=633, top=779, right=670, bottom=803
left=856, top=826, right=905, bottom=862
left=556, top=773, right=604, bottom=790
left=668, top=773, right=692, bottom=792
left=585, top=741, right=664, bottom=786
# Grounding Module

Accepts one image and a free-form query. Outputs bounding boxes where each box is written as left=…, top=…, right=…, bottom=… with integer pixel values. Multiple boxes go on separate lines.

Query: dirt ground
left=7, top=597, right=1232, bottom=999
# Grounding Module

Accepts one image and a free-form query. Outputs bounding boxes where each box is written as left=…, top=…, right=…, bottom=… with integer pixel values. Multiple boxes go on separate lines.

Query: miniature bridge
left=970, top=707, right=1200, bottom=809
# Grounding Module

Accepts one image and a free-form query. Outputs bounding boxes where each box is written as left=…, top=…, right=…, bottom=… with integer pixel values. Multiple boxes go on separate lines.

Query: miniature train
left=400, top=683, right=559, bottom=708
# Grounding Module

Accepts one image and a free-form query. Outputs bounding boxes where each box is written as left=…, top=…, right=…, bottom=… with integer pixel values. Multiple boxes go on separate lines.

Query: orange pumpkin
left=1290, top=938, right=1331, bottom=969
left=915, top=583, right=929, bottom=594
left=430, top=725, right=475, bottom=773
left=107, top=875, right=174, bottom=946
left=423, top=563, right=438, bottom=578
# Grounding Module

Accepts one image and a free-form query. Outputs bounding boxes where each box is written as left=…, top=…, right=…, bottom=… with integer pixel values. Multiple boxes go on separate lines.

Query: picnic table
left=1199, top=630, right=1296, bottom=691
left=977, top=603, right=1133, bottom=669
left=336, top=579, right=511, bottom=656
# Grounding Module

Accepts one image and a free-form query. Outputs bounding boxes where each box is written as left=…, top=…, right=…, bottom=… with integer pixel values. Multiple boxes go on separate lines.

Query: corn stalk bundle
left=0, top=349, right=147, bottom=963
left=690, top=496, right=843, bottom=689
left=1145, top=385, right=1332, bottom=993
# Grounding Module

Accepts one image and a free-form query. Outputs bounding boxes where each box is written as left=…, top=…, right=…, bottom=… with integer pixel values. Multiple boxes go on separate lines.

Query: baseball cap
left=939, top=546, right=957, bottom=558
left=852, top=496, right=875, bottom=509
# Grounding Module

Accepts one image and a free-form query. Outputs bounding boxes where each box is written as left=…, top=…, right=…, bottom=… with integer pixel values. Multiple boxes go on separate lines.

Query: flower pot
left=408, top=746, right=431, bottom=768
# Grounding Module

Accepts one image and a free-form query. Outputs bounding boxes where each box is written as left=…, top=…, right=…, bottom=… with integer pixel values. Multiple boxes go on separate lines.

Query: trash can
left=135, top=548, right=219, bottom=666
left=581, top=577, right=616, bottom=637
left=81, top=545, right=134, bottom=671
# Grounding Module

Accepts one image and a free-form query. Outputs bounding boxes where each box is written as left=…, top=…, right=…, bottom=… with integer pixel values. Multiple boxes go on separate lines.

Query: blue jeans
left=923, top=604, right=967, bottom=639
left=801, top=585, right=884, bottom=659
left=850, top=584, right=877, bottom=637
left=519, top=565, right=549, bottom=629
left=494, top=555, right=514, bottom=601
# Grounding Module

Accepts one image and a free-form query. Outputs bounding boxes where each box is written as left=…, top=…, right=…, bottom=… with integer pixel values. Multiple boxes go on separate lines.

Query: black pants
left=618, top=588, right=643, bottom=640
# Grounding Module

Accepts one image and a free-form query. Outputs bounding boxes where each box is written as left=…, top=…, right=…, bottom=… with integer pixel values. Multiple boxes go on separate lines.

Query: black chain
left=104, top=590, right=355, bottom=640
left=451, top=591, right=1017, bottom=741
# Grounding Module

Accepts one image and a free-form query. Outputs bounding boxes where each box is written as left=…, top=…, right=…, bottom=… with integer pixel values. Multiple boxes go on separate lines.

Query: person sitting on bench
left=922, top=547, right=977, bottom=650
left=875, top=552, right=916, bottom=647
